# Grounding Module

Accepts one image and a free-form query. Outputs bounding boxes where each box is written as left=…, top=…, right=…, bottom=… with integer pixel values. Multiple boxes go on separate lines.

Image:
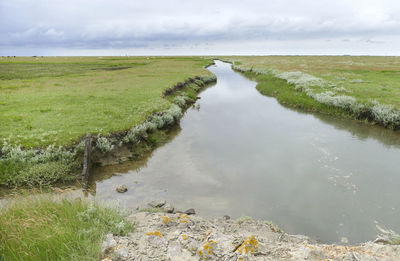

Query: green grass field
left=0, top=56, right=214, bottom=148
left=222, top=56, right=400, bottom=128
left=0, top=56, right=214, bottom=187
left=222, top=56, right=400, bottom=108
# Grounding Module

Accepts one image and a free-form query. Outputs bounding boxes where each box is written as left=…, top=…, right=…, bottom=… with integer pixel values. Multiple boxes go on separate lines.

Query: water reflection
left=90, top=61, right=400, bottom=244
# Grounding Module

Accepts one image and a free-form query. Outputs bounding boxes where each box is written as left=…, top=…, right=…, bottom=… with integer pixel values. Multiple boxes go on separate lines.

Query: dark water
left=90, top=61, right=400, bottom=244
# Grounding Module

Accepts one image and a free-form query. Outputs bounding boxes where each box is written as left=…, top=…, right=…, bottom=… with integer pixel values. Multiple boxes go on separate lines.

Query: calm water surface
left=91, top=61, right=400, bottom=244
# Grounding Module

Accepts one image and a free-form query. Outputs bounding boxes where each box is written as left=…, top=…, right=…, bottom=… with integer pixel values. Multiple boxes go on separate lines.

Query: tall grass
left=0, top=196, right=133, bottom=261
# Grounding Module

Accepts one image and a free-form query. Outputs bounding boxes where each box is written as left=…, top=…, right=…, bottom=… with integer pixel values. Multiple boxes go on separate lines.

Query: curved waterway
left=91, top=61, right=400, bottom=244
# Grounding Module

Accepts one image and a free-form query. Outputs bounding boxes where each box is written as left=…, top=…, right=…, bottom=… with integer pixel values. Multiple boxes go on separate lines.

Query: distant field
left=222, top=56, right=400, bottom=108
left=0, top=56, right=213, bottom=148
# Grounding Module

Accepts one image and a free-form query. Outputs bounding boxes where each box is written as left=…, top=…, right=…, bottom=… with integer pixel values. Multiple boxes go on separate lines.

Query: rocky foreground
left=101, top=207, right=400, bottom=261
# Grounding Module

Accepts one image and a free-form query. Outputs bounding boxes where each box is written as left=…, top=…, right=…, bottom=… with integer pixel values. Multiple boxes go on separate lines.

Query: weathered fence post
left=81, top=134, right=92, bottom=189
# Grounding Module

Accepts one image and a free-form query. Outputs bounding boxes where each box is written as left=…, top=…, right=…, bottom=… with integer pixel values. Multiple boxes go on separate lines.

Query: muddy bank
left=103, top=211, right=400, bottom=260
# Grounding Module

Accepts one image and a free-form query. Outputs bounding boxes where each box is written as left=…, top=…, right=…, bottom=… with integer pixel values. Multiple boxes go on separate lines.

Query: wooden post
left=81, top=134, right=92, bottom=189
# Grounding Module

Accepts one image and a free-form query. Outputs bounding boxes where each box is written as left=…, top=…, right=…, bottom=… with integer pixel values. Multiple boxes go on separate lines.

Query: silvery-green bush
left=95, top=135, right=114, bottom=153
left=0, top=141, right=79, bottom=187
left=150, top=115, right=165, bottom=129
left=371, top=102, right=400, bottom=127
left=1, top=142, right=76, bottom=164
left=275, top=71, right=326, bottom=90
left=123, top=104, right=182, bottom=144
left=312, top=92, right=356, bottom=110
left=173, top=95, right=187, bottom=107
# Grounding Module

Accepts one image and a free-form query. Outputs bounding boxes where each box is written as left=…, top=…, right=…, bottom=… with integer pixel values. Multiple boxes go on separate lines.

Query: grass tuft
left=0, top=196, right=133, bottom=261
left=376, top=225, right=400, bottom=245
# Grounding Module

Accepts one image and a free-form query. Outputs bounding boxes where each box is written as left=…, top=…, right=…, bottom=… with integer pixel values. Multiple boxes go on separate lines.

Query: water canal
left=91, top=60, right=400, bottom=244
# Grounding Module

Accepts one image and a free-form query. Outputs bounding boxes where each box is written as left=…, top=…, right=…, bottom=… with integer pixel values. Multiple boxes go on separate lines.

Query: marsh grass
left=248, top=72, right=351, bottom=117
left=0, top=57, right=215, bottom=188
left=226, top=56, right=400, bottom=107
left=0, top=196, right=133, bottom=261
left=0, top=56, right=214, bottom=148
left=228, top=56, right=400, bottom=129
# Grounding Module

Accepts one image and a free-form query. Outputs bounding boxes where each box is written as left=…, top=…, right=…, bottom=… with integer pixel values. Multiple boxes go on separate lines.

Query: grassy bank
left=0, top=56, right=214, bottom=148
left=243, top=71, right=353, bottom=117
left=222, top=56, right=400, bottom=129
left=0, top=57, right=215, bottom=188
left=0, top=196, right=133, bottom=260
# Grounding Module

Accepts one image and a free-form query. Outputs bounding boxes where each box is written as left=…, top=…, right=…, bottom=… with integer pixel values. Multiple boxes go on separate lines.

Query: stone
left=114, top=247, right=129, bottom=260
left=148, top=199, right=166, bottom=208
left=116, top=185, right=128, bottom=193
left=223, top=215, right=231, bottom=220
left=184, top=208, right=196, bottom=215
left=167, top=241, right=198, bottom=261
left=163, top=203, right=174, bottom=213
left=101, top=234, right=117, bottom=255
left=110, top=212, right=400, bottom=260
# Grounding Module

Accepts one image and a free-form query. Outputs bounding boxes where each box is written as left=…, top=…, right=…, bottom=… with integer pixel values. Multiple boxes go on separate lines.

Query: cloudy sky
left=1, top=0, right=400, bottom=55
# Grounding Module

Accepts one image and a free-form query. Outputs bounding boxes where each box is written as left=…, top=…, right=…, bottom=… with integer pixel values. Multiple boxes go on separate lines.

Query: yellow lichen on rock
left=179, top=213, right=190, bottom=223
left=161, top=216, right=171, bottom=224
left=146, top=230, right=163, bottom=238
left=198, top=240, right=217, bottom=259
left=236, top=235, right=258, bottom=255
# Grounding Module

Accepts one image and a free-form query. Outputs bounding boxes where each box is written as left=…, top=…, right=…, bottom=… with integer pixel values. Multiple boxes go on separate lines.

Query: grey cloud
left=1, top=0, right=400, bottom=54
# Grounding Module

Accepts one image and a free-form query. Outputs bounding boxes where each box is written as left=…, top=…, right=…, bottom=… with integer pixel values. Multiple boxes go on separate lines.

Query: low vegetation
left=0, top=57, right=215, bottom=187
left=0, top=196, right=133, bottom=261
left=0, top=56, right=214, bottom=148
left=222, top=56, right=400, bottom=129
left=376, top=225, right=400, bottom=245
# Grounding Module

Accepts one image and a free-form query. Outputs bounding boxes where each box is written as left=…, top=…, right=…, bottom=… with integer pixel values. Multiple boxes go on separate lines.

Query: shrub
left=371, top=102, right=400, bottom=127
left=95, top=136, right=114, bottom=153
left=0, top=141, right=80, bottom=187
left=275, top=71, right=325, bottom=89
left=166, top=104, right=183, bottom=120
left=123, top=105, right=182, bottom=144
left=162, top=113, right=175, bottom=125
left=312, top=92, right=356, bottom=110
left=173, top=95, right=187, bottom=107
left=150, top=115, right=165, bottom=129
left=1, top=142, right=76, bottom=164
